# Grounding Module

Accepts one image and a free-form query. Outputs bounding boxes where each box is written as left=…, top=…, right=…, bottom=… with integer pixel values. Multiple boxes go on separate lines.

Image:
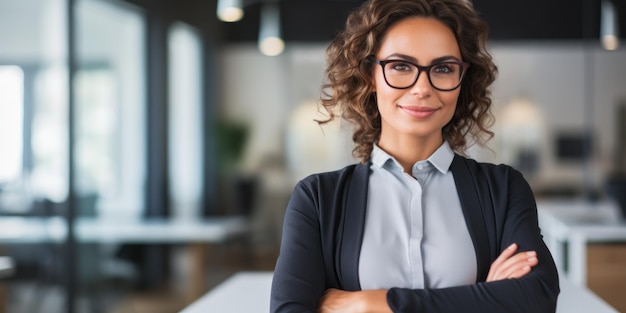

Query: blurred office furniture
left=4, top=195, right=101, bottom=286
left=0, top=215, right=248, bottom=303
left=285, top=101, right=354, bottom=186
left=538, top=199, right=626, bottom=312
left=0, top=256, right=15, bottom=313
left=220, top=174, right=258, bottom=266
left=0, top=257, right=14, bottom=279
left=555, top=132, right=593, bottom=163
left=495, top=96, right=546, bottom=177
left=615, top=104, right=626, bottom=174
left=213, top=119, right=262, bottom=253
left=605, top=174, right=626, bottom=217
left=178, top=270, right=619, bottom=313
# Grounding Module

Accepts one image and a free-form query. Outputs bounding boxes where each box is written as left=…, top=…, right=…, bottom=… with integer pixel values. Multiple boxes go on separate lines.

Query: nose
left=409, top=70, right=432, bottom=97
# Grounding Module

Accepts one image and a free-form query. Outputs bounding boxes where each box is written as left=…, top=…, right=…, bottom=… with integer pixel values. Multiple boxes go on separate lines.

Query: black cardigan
left=270, top=154, right=560, bottom=312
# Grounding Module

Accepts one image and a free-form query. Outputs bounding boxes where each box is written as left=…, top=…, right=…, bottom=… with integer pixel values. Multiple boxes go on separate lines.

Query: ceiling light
left=258, top=4, right=284, bottom=56
left=217, top=0, right=244, bottom=22
left=601, top=0, right=620, bottom=51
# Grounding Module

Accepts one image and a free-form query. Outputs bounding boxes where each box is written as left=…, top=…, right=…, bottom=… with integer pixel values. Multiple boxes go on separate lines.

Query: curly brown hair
left=319, top=0, right=497, bottom=163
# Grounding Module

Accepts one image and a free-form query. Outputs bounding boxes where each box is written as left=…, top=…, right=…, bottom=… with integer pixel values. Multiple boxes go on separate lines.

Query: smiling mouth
left=399, top=106, right=439, bottom=119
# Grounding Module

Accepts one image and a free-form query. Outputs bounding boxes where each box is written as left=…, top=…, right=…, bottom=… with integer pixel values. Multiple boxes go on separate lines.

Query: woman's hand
left=319, top=288, right=391, bottom=313
left=487, top=243, right=538, bottom=282
left=318, top=243, right=537, bottom=312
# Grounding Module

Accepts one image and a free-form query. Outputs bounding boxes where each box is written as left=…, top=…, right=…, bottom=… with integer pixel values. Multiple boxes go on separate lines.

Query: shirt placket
left=407, top=171, right=425, bottom=289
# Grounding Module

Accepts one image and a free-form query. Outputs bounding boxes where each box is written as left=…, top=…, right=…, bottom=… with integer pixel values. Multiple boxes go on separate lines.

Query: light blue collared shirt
left=358, top=142, right=477, bottom=289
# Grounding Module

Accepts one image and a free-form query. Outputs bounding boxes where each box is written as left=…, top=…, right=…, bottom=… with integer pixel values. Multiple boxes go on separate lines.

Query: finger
left=319, top=289, right=339, bottom=306
left=501, top=258, right=536, bottom=280
left=488, top=250, right=536, bottom=281
left=508, top=264, right=532, bottom=279
left=504, top=253, right=539, bottom=279
left=495, top=243, right=518, bottom=264
left=497, top=251, right=537, bottom=278
left=492, top=251, right=538, bottom=281
left=487, top=243, right=518, bottom=281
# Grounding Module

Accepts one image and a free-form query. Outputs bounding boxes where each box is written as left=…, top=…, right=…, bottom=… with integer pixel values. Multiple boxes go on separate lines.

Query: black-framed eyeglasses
left=371, top=58, right=469, bottom=91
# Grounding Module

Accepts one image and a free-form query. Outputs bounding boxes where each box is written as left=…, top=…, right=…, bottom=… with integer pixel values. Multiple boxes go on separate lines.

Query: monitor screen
left=555, top=132, right=592, bottom=162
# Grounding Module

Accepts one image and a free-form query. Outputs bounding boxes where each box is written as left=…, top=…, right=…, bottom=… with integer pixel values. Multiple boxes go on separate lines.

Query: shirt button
left=417, top=164, right=424, bottom=170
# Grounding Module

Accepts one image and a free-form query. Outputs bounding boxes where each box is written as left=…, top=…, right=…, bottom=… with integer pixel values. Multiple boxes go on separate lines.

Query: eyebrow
left=382, top=53, right=462, bottom=64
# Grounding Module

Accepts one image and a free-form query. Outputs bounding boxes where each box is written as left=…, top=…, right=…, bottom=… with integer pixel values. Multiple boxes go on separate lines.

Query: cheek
left=375, top=89, right=401, bottom=112
left=373, top=83, right=390, bottom=107
left=374, top=72, right=402, bottom=102
left=442, top=91, right=461, bottom=110
left=436, top=91, right=460, bottom=124
left=373, top=70, right=386, bottom=92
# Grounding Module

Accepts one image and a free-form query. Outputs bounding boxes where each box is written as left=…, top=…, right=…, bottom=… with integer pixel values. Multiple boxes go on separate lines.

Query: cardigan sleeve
left=270, top=179, right=327, bottom=313
left=386, top=167, right=560, bottom=313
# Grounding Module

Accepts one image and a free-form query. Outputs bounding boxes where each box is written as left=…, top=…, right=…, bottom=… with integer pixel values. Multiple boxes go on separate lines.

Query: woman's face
left=373, top=16, right=462, bottom=146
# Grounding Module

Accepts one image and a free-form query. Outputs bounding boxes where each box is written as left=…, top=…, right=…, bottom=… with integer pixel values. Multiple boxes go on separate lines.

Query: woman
left=271, top=0, right=560, bottom=312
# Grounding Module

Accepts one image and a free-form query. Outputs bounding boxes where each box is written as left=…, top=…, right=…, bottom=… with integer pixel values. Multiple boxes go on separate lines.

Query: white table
left=0, top=257, right=14, bottom=279
left=0, top=216, right=250, bottom=300
left=556, top=271, right=619, bottom=313
left=180, top=271, right=272, bottom=313
left=0, top=216, right=248, bottom=244
left=180, top=271, right=618, bottom=313
left=537, top=199, right=626, bottom=286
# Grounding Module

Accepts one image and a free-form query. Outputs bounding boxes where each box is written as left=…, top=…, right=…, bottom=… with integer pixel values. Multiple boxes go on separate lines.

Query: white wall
left=219, top=41, right=626, bottom=191
left=218, top=44, right=355, bottom=185
left=489, top=42, right=626, bottom=188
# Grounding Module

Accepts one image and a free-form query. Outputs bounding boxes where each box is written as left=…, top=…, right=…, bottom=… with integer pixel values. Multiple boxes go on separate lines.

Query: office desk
left=179, top=271, right=618, bottom=313
left=537, top=199, right=626, bottom=286
left=180, top=272, right=272, bottom=313
left=0, top=256, right=14, bottom=313
left=0, top=257, right=14, bottom=279
left=0, top=216, right=248, bottom=243
left=0, top=216, right=249, bottom=300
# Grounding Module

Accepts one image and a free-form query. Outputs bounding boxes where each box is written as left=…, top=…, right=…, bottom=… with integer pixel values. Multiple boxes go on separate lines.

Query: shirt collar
left=371, top=144, right=399, bottom=170
left=429, top=141, right=455, bottom=174
left=370, top=141, right=455, bottom=174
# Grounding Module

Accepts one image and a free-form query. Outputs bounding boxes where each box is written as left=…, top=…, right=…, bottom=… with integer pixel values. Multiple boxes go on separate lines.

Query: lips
left=399, top=105, right=440, bottom=119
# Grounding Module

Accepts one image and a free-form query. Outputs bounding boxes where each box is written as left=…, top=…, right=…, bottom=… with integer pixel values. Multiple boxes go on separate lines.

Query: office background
left=0, top=0, right=625, bottom=312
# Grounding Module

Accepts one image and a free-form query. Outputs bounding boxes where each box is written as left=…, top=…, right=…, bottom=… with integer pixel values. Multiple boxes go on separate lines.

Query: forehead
left=377, top=17, right=461, bottom=62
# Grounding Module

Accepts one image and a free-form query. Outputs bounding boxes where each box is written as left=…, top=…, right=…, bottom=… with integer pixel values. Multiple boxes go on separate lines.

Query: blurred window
left=0, top=66, right=24, bottom=184
left=31, top=66, right=69, bottom=203
left=75, top=0, right=146, bottom=219
left=168, top=22, right=204, bottom=219
left=74, top=67, right=116, bottom=206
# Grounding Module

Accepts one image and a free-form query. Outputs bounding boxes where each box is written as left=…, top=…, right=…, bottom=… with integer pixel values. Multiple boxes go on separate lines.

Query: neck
left=377, top=133, right=443, bottom=173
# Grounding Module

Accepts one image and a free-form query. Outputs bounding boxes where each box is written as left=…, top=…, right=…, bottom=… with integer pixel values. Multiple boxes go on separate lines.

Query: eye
left=432, top=63, right=457, bottom=74
left=388, top=61, right=415, bottom=72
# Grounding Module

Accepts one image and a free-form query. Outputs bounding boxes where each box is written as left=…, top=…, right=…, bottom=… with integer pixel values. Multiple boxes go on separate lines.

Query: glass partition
left=73, top=0, right=147, bottom=310
left=0, top=0, right=69, bottom=312
left=75, top=0, right=146, bottom=221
